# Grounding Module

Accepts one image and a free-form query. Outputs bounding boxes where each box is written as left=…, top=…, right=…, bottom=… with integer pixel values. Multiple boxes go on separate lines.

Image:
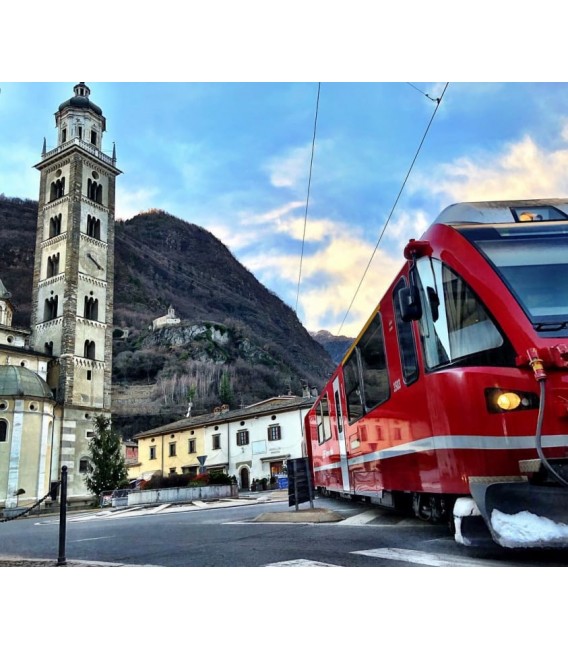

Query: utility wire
left=337, top=82, right=449, bottom=336
left=406, top=82, right=440, bottom=104
left=295, top=82, right=321, bottom=314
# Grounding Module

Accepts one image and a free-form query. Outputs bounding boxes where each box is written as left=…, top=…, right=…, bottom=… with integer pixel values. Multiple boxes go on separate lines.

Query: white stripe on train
left=313, top=434, right=568, bottom=472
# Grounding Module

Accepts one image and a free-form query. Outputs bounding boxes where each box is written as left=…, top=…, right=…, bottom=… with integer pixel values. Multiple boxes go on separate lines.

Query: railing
left=42, top=138, right=115, bottom=167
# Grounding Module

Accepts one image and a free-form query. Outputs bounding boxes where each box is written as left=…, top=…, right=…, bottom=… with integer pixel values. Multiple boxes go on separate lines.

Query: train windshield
left=458, top=222, right=568, bottom=336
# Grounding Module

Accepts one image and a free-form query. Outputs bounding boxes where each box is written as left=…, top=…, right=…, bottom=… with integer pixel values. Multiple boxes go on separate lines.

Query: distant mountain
left=310, top=329, right=354, bottom=365
left=0, top=196, right=335, bottom=435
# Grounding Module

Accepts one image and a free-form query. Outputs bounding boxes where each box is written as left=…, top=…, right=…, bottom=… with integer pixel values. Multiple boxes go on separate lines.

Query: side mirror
left=398, top=285, right=422, bottom=322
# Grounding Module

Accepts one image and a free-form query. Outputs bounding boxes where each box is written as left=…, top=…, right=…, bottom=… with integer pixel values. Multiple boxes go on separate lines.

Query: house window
left=169, top=468, right=177, bottom=475
left=87, top=370, right=92, bottom=381
left=188, top=439, right=196, bottom=454
left=212, top=434, right=221, bottom=450
left=169, top=442, right=177, bottom=457
left=236, top=429, right=249, bottom=446
left=0, top=420, right=7, bottom=443
left=79, top=458, right=91, bottom=473
left=267, top=424, right=281, bottom=441
left=86, top=430, right=95, bottom=439
left=149, top=446, right=156, bottom=460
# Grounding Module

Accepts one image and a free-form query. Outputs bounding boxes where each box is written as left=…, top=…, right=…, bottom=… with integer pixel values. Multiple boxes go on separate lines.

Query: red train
left=305, top=199, right=568, bottom=548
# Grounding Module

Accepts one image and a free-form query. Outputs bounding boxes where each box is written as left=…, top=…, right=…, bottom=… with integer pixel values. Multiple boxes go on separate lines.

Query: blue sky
left=3, top=5, right=568, bottom=339
left=4, top=81, right=568, bottom=338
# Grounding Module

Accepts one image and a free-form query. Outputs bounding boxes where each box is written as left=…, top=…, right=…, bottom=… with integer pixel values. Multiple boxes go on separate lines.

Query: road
left=2, top=493, right=568, bottom=567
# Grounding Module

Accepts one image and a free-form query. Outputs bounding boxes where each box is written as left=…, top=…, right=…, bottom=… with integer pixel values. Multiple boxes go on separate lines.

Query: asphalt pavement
left=0, top=489, right=338, bottom=567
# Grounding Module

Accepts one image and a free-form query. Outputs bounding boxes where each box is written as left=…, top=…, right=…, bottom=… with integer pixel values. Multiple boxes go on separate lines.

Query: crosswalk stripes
left=351, top=547, right=510, bottom=567
left=336, top=509, right=381, bottom=525
left=263, top=548, right=509, bottom=567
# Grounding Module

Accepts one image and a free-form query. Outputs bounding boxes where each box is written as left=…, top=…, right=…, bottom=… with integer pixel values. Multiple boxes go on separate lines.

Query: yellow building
left=135, top=416, right=210, bottom=480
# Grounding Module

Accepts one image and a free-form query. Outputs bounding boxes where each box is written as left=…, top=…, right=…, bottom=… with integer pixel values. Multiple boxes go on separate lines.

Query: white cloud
left=116, top=186, right=161, bottom=221
left=243, top=221, right=405, bottom=337
left=264, top=145, right=313, bottom=189
left=424, top=134, right=568, bottom=202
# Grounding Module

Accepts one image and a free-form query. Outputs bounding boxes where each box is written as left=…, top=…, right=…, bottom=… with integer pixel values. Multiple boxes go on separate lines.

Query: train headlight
left=485, top=388, right=539, bottom=414
left=496, top=392, right=521, bottom=411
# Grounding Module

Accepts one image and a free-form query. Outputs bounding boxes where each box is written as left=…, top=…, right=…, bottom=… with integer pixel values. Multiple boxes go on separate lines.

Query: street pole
left=57, top=465, right=68, bottom=566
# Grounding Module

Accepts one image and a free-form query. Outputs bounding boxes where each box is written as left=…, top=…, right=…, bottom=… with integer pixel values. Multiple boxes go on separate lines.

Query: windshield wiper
left=533, top=321, right=568, bottom=332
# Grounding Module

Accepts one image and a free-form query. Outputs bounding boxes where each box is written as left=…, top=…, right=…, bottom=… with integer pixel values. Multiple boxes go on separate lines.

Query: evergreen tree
left=219, top=371, right=235, bottom=407
left=84, top=415, right=129, bottom=500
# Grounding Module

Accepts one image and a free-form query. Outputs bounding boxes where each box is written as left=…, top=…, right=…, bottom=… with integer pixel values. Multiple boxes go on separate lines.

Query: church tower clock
left=31, top=83, right=121, bottom=498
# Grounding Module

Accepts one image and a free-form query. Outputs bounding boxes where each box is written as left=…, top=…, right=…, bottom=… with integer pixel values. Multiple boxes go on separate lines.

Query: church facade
left=0, top=83, right=120, bottom=511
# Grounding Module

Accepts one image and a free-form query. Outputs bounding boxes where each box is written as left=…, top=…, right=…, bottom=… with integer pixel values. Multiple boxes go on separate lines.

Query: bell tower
left=31, top=83, right=121, bottom=498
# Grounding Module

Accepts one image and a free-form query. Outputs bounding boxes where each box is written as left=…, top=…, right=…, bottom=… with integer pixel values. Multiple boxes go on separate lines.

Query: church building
left=0, top=83, right=121, bottom=511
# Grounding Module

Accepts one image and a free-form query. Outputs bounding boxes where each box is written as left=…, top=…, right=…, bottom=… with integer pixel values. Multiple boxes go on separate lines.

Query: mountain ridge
left=0, top=195, right=340, bottom=434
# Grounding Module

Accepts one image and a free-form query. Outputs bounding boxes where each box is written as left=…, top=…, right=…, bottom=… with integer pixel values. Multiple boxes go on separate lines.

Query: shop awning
left=259, top=454, right=291, bottom=463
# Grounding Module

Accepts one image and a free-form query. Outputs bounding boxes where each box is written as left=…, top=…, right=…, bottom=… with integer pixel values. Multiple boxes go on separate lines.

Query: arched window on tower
left=84, top=340, right=96, bottom=360
left=49, top=214, right=62, bottom=238
left=84, top=296, right=99, bottom=321
left=43, top=296, right=58, bottom=321
left=50, top=178, right=65, bottom=202
left=87, top=179, right=103, bottom=204
left=90, top=130, right=97, bottom=146
left=47, top=253, right=60, bottom=278
left=87, top=215, right=101, bottom=239
left=0, top=420, right=7, bottom=443
left=44, top=341, right=54, bottom=356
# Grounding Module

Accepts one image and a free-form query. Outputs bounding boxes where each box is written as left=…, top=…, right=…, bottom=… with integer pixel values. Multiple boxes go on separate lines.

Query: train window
left=393, top=278, right=419, bottom=384
left=316, top=395, right=331, bottom=444
left=344, top=313, right=389, bottom=422
left=416, top=258, right=506, bottom=369
left=465, top=225, right=568, bottom=335
left=343, top=352, right=364, bottom=422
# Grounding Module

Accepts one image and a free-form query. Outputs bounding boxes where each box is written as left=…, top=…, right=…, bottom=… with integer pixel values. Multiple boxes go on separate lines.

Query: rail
left=42, top=138, right=115, bottom=167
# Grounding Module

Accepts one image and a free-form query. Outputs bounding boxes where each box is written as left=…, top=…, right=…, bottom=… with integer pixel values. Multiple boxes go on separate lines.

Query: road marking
left=351, top=547, right=509, bottom=567
left=69, top=536, right=113, bottom=543
left=264, top=559, right=340, bottom=567
left=337, top=509, right=381, bottom=525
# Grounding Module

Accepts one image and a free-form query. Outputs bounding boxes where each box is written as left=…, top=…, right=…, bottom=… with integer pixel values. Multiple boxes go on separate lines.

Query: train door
left=333, top=376, right=351, bottom=492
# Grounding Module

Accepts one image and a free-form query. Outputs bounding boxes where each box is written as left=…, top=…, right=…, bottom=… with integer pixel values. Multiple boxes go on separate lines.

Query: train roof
left=433, top=199, right=568, bottom=225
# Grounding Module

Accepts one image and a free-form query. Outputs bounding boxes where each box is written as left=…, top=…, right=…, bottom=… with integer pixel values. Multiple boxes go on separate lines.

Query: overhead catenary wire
left=295, top=82, right=321, bottom=315
left=337, top=82, right=450, bottom=336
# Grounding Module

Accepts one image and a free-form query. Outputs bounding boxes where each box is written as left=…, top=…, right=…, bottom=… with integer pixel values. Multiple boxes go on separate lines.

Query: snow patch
left=491, top=509, right=568, bottom=547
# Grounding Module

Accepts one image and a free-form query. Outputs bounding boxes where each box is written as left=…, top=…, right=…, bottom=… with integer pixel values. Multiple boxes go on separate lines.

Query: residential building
left=133, top=395, right=315, bottom=489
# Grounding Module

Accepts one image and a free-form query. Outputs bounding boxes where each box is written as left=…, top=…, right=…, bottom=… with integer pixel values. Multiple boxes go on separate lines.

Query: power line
left=337, top=82, right=450, bottom=336
left=295, top=82, right=321, bottom=314
left=406, top=82, right=440, bottom=104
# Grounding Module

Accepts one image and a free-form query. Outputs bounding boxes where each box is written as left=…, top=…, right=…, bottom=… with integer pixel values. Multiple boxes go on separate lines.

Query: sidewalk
left=0, top=489, right=340, bottom=567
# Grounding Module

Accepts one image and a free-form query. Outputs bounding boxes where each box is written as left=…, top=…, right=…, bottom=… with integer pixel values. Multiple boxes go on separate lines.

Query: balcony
left=42, top=138, right=115, bottom=167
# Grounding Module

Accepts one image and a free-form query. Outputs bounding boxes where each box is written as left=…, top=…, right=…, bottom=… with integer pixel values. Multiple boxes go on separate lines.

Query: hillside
left=0, top=196, right=335, bottom=434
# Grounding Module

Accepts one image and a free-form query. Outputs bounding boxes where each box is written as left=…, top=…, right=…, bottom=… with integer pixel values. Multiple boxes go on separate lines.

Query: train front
left=444, top=206, right=568, bottom=548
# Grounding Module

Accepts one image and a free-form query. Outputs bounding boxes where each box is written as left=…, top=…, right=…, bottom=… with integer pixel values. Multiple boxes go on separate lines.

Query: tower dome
left=57, top=82, right=103, bottom=116
left=0, top=365, right=54, bottom=399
